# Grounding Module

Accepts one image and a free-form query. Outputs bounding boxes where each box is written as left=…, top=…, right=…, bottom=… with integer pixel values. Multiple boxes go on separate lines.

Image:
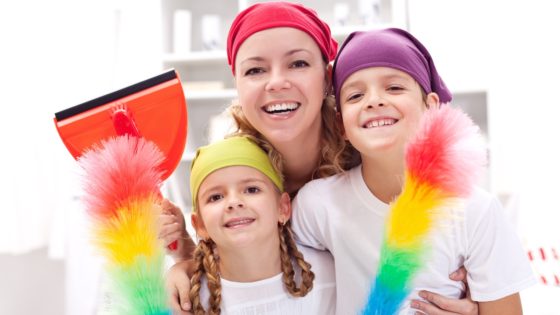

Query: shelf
left=185, top=88, right=237, bottom=101
left=163, top=50, right=227, bottom=66
left=331, top=23, right=397, bottom=39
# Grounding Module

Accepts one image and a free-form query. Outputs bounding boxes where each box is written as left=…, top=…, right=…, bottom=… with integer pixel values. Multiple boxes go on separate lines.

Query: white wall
left=0, top=249, right=65, bottom=315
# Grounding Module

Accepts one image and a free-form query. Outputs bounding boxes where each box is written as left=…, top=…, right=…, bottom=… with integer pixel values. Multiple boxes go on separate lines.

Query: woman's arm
left=411, top=267, right=479, bottom=315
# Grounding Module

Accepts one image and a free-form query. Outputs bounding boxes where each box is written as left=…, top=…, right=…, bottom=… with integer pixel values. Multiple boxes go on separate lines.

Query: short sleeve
left=291, top=183, right=328, bottom=251
left=465, top=195, right=536, bottom=301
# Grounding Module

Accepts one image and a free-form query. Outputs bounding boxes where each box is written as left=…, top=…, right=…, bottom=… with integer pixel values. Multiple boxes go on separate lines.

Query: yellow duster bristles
left=93, top=195, right=163, bottom=267
left=386, top=173, right=447, bottom=248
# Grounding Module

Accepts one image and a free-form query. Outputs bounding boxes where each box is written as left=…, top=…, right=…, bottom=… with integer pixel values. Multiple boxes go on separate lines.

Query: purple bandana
left=333, top=28, right=452, bottom=109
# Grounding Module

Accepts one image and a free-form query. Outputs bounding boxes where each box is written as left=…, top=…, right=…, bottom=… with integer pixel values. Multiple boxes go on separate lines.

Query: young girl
left=162, top=2, right=479, bottom=313
left=291, top=28, right=536, bottom=314
left=186, top=136, right=335, bottom=314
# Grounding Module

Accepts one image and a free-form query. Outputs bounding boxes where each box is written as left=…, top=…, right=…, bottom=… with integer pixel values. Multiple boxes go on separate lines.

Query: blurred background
left=1, top=0, right=559, bottom=314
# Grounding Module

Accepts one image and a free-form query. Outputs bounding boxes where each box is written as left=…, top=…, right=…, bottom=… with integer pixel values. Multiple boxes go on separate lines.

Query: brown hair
left=189, top=223, right=315, bottom=314
left=227, top=95, right=359, bottom=182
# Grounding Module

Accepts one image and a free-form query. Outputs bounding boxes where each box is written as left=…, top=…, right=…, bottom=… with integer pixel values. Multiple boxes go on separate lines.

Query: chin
left=263, top=130, right=302, bottom=145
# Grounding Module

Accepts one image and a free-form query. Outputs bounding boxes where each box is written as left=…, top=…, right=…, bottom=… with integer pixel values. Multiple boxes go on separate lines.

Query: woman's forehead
left=236, top=27, right=322, bottom=61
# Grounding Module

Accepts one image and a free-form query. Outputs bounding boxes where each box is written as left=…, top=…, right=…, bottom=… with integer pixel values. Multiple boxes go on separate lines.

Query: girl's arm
left=166, top=260, right=194, bottom=314
left=159, top=199, right=196, bottom=313
left=479, top=293, right=522, bottom=315
left=159, top=199, right=196, bottom=262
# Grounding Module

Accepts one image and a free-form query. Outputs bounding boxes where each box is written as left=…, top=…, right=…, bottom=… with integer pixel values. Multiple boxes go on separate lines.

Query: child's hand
left=410, top=266, right=479, bottom=315
left=158, top=198, right=192, bottom=262
left=166, top=260, right=193, bottom=314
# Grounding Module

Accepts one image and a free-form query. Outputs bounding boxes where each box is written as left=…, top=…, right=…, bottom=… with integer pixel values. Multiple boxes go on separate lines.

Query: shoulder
left=296, top=166, right=359, bottom=201
left=466, top=187, right=497, bottom=209
left=297, top=245, right=335, bottom=285
left=464, top=187, right=503, bottom=224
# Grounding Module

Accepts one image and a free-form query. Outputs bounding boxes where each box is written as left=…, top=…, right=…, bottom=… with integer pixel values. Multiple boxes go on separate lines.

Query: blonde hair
left=189, top=223, right=315, bottom=314
left=227, top=95, right=359, bottom=182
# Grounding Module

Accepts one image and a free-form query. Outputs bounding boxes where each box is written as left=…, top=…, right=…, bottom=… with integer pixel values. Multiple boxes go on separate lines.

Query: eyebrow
left=199, top=177, right=269, bottom=195
left=240, top=49, right=311, bottom=65
left=342, top=73, right=411, bottom=90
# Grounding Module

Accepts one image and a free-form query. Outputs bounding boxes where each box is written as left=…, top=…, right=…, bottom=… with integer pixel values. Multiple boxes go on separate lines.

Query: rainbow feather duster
left=79, top=136, right=170, bottom=315
left=362, top=105, right=487, bottom=314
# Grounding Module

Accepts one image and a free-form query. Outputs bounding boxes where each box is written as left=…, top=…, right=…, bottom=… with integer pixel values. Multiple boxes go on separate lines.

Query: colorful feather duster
left=79, top=135, right=170, bottom=315
left=362, top=105, right=487, bottom=314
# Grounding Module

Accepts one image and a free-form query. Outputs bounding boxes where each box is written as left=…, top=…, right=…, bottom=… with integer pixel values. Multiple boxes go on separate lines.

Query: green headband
left=190, top=136, right=283, bottom=212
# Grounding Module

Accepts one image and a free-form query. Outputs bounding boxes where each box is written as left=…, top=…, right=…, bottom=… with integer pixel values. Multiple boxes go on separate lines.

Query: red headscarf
left=227, top=2, right=338, bottom=74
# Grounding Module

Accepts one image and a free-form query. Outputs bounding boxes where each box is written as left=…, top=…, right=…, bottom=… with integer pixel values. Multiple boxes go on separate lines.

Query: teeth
left=226, top=218, right=254, bottom=228
left=365, top=118, right=396, bottom=128
left=264, top=102, right=299, bottom=113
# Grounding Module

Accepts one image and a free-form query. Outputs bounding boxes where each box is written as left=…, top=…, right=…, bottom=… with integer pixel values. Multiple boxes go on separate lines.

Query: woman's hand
left=158, top=199, right=194, bottom=262
left=411, top=267, right=479, bottom=315
left=166, top=260, right=193, bottom=314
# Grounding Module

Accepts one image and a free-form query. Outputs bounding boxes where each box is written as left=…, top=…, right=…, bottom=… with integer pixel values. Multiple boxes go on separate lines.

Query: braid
left=189, top=239, right=222, bottom=315
left=278, top=222, right=315, bottom=297
left=204, top=240, right=222, bottom=314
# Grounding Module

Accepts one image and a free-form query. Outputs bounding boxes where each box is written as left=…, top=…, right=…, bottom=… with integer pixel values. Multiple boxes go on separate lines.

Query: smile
left=263, top=102, right=300, bottom=114
left=224, top=218, right=255, bottom=228
left=363, top=118, right=398, bottom=128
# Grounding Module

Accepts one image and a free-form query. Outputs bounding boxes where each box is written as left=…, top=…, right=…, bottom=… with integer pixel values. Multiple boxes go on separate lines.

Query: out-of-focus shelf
left=163, top=50, right=227, bottom=66
left=185, top=88, right=237, bottom=101
left=331, top=23, right=396, bottom=39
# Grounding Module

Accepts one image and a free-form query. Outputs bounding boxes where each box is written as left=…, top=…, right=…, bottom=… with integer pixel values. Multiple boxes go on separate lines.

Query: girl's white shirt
left=199, top=245, right=336, bottom=314
left=292, top=165, right=536, bottom=315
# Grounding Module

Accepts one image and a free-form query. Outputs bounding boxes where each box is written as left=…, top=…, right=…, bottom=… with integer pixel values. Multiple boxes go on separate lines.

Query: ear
left=425, top=92, right=440, bottom=109
left=191, top=213, right=209, bottom=240
left=278, top=192, right=292, bottom=223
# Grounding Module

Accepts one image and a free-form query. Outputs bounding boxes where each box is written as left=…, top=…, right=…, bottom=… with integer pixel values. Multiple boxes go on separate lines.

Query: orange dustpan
left=54, top=69, right=187, bottom=249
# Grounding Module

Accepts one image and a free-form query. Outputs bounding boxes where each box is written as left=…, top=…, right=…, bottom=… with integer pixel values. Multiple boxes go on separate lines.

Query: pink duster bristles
left=362, top=105, right=487, bottom=314
left=79, top=136, right=170, bottom=315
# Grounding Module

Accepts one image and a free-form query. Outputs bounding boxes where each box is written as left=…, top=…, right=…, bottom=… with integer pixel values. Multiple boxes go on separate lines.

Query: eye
left=346, top=93, right=364, bottom=102
left=387, top=85, right=405, bottom=92
left=244, top=67, right=265, bottom=76
left=290, top=60, right=309, bottom=68
left=245, top=186, right=261, bottom=194
left=207, top=194, right=223, bottom=203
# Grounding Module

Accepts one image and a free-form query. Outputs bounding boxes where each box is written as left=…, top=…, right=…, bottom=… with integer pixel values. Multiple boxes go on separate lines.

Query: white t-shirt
left=198, top=245, right=336, bottom=314
left=292, top=165, right=536, bottom=315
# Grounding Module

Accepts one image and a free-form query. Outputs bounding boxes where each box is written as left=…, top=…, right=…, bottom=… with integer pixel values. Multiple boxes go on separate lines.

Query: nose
left=226, top=193, right=244, bottom=211
left=265, top=68, right=291, bottom=92
left=365, top=93, right=385, bottom=109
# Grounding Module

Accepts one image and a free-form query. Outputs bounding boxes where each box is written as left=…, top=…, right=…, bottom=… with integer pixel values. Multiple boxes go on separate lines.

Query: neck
left=273, top=127, right=322, bottom=195
left=217, top=237, right=282, bottom=282
left=361, top=147, right=405, bottom=204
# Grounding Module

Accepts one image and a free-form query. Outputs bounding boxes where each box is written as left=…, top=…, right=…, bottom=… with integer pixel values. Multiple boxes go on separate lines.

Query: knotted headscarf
left=333, top=28, right=452, bottom=108
left=227, top=2, right=338, bottom=74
